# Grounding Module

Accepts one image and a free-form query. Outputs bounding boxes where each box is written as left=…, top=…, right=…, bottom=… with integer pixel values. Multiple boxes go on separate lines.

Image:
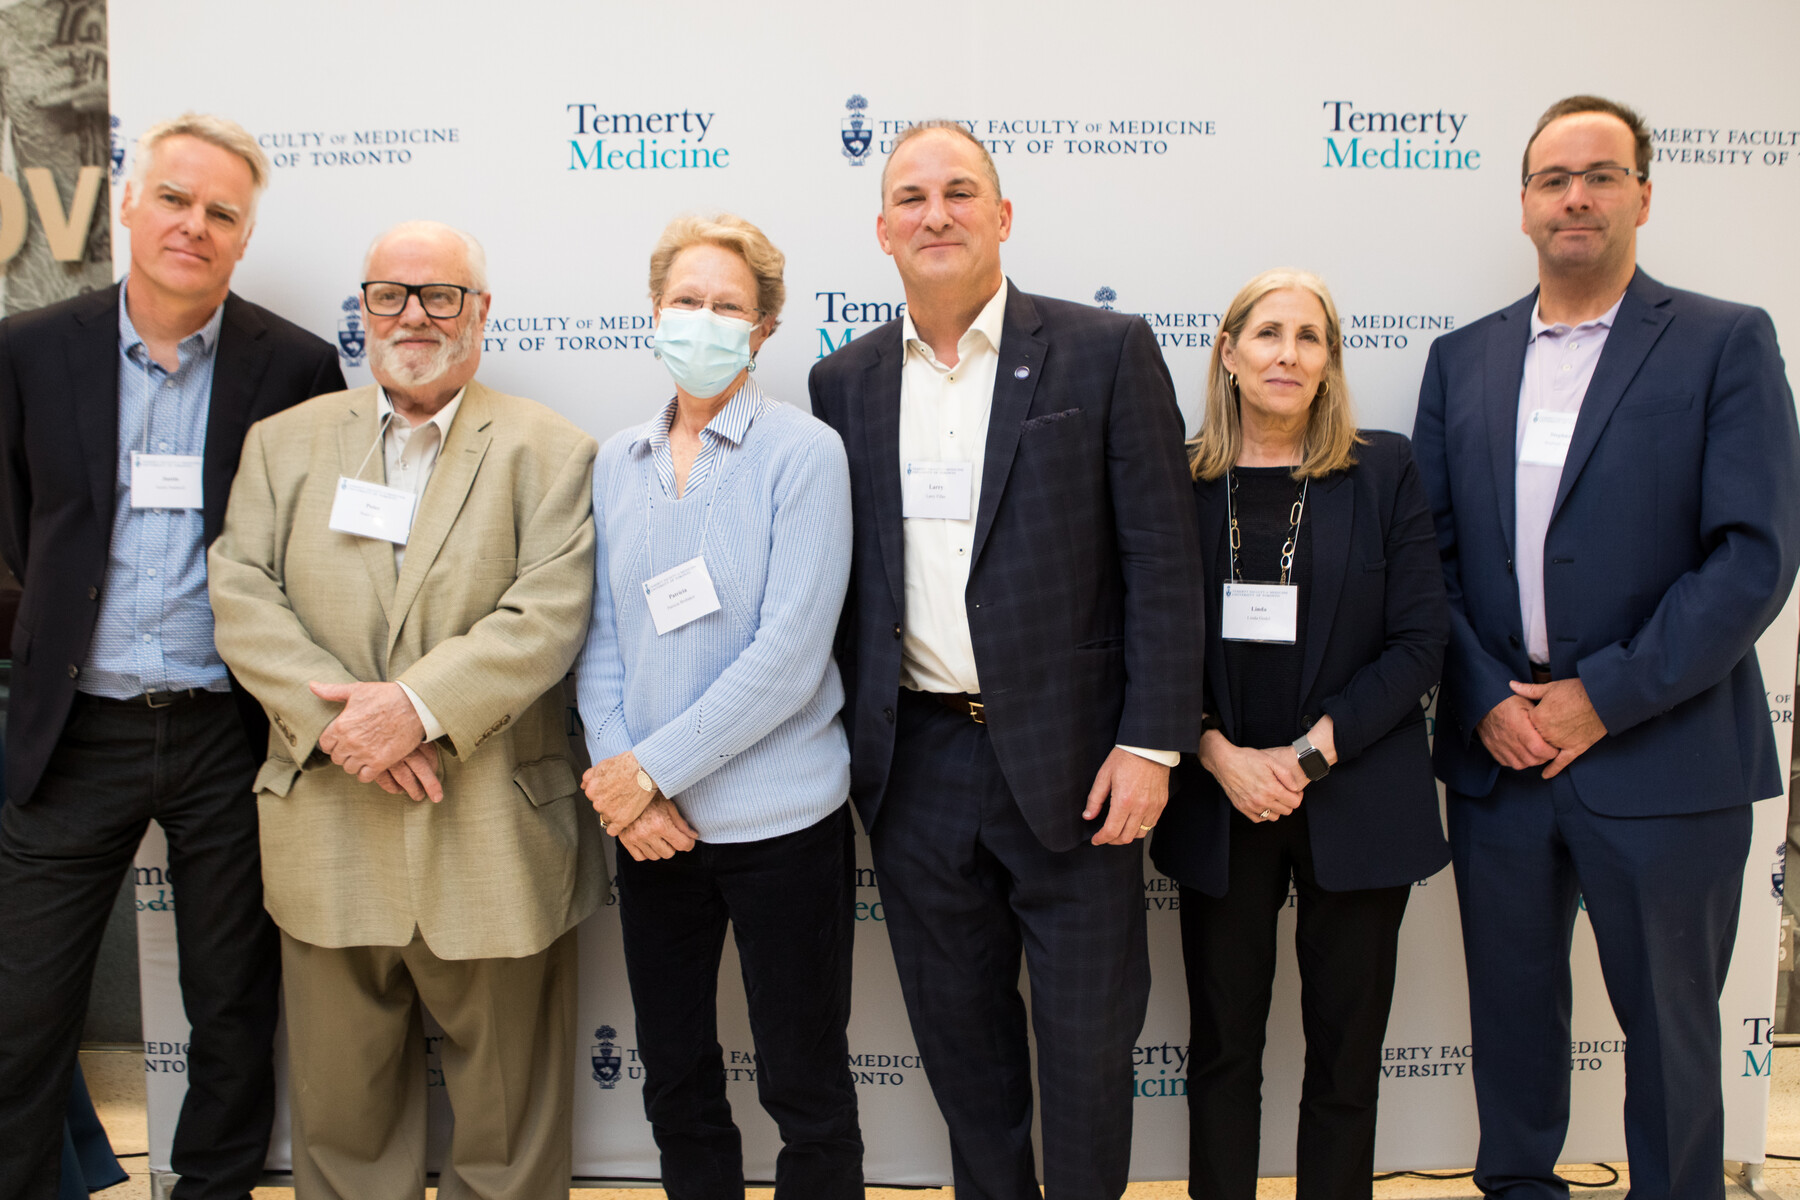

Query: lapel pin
left=1014, top=366, right=1030, bottom=380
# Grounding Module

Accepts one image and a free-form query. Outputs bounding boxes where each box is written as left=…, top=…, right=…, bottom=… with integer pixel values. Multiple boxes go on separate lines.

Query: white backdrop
left=111, top=0, right=1800, bottom=1184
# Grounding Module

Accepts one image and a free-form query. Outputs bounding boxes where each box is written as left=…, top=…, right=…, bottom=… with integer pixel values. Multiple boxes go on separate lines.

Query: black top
left=1221, top=466, right=1311, bottom=749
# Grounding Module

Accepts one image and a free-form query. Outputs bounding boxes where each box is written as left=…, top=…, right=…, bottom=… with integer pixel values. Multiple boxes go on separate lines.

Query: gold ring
left=1259, top=810, right=1273, bottom=820
left=1139, top=825, right=1154, bottom=833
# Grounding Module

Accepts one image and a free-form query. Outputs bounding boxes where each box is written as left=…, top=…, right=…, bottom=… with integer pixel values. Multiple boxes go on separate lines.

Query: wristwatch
left=636, top=767, right=658, bottom=799
left=1292, top=731, right=1330, bottom=782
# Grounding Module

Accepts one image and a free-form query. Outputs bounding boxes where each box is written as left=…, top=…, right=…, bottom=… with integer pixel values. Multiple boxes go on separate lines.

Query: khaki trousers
left=280, top=927, right=577, bottom=1200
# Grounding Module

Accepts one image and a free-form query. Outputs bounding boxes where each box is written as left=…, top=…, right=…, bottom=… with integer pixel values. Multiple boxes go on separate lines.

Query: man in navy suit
left=1413, top=95, right=1800, bottom=1200
left=809, top=121, right=1203, bottom=1200
left=0, top=114, right=344, bottom=1199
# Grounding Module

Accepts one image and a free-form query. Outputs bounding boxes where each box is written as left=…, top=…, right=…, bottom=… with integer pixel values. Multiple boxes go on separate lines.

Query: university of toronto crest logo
left=842, top=95, right=872, bottom=165
left=1094, top=286, right=1117, bottom=311
left=592, top=1025, right=622, bottom=1089
left=110, top=115, right=127, bottom=185
left=337, top=295, right=366, bottom=368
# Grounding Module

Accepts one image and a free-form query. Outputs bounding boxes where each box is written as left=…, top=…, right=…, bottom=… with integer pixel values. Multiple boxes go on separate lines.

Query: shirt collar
left=633, top=377, right=773, bottom=456
left=117, top=276, right=226, bottom=362
left=901, top=278, right=1009, bottom=365
left=1529, top=291, right=1626, bottom=342
left=378, top=386, right=465, bottom=441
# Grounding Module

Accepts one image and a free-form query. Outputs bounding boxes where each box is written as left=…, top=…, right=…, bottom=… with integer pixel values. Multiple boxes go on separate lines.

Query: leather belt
left=1529, top=664, right=1552, bottom=685
left=86, top=687, right=209, bottom=709
left=924, top=692, right=985, bottom=725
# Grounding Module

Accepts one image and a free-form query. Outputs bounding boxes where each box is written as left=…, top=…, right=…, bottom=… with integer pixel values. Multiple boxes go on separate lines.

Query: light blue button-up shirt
left=81, top=283, right=231, bottom=698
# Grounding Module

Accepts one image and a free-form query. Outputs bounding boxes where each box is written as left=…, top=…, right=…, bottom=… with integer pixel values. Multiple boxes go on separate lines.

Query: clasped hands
left=1199, top=715, right=1337, bottom=825
left=584, top=750, right=700, bottom=862
left=1475, top=677, right=1608, bottom=778
left=311, top=680, right=444, bottom=803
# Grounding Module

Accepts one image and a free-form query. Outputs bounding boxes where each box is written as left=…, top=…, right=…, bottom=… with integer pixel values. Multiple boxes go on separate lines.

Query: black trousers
left=0, top=692, right=279, bottom=1200
left=872, top=688, right=1151, bottom=1200
left=618, top=802, right=863, bottom=1200
left=1180, top=806, right=1410, bottom=1200
left=1451, top=770, right=1750, bottom=1200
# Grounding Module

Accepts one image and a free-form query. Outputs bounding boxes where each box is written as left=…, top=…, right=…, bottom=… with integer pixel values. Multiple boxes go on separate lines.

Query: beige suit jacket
left=208, top=379, right=603, bottom=960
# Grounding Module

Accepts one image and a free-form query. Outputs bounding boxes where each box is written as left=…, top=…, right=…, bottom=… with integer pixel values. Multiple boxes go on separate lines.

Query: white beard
left=370, top=316, right=477, bottom=389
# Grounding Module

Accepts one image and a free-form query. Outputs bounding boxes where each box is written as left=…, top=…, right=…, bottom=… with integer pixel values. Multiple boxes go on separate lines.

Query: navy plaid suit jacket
left=809, top=283, right=1204, bottom=852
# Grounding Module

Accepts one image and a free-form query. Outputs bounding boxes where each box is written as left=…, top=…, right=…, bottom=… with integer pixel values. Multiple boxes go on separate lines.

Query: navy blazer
left=808, top=283, right=1205, bottom=852
left=1151, top=431, right=1450, bottom=894
left=1412, top=269, right=1800, bottom=814
left=0, top=284, right=345, bottom=804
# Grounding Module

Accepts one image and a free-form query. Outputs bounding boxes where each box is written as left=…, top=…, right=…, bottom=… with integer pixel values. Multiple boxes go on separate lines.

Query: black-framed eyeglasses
left=662, top=296, right=764, bottom=321
left=1522, top=166, right=1644, bottom=195
left=361, top=281, right=482, bottom=319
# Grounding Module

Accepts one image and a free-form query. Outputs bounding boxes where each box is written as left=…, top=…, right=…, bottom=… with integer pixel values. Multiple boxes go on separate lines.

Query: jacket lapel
left=66, top=286, right=122, bottom=534
left=203, top=293, right=273, bottom=544
left=1297, top=470, right=1353, bottom=706
left=388, top=380, right=494, bottom=651
left=970, top=284, right=1047, bottom=569
left=1484, top=291, right=1534, bottom=558
left=1195, top=475, right=1234, bottom=733
left=1550, top=270, right=1673, bottom=520
left=861, top=326, right=906, bottom=616
left=336, top=387, right=398, bottom=620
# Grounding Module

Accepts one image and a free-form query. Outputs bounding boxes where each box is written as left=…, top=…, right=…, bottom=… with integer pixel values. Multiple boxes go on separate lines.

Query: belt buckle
left=968, top=700, right=984, bottom=725
left=143, top=690, right=178, bottom=709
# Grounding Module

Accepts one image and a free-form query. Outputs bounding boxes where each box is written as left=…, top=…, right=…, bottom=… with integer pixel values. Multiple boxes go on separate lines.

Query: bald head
left=362, top=220, right=488, bottom=292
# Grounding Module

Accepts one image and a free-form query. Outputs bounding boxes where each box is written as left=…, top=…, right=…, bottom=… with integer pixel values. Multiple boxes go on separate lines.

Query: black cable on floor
left=1560, top=1163, right=1621, bottom=1188
left=1375, top=1163, right=1620, bottom=1187
left=1768, top=1153, right=1800, bottom=1161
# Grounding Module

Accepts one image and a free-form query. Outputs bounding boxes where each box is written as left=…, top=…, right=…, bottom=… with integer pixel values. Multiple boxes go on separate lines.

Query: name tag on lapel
left=329, top=477, right=416, bottom=545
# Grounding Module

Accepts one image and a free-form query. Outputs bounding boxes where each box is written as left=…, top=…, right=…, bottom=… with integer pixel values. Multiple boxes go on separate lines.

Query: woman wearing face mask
left=1149, top=269, right=1449, bottom=1200
left=574, top=213, right=861, bottom=1199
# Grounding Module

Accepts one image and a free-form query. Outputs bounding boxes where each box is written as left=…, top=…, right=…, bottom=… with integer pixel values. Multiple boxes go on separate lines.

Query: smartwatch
left=1292, top=731, right=1330, bottom=782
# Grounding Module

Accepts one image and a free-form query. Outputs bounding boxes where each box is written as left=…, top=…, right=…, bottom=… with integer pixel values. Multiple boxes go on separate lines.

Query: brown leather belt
left=925, top=692, right=986, bottom=724
left=85, top=687, right=211, bottom=709
left=1530, top=664, right=1553, bottom=685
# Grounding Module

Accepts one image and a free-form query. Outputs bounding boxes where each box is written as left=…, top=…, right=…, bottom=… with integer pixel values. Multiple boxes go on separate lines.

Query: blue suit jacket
left=1152, top=431, right=1450, bottom=894
left=1412, top=269, right=1800, bottom=814
left=808, top=283, right=1205, bottom=852
left=0, top=285, right=345, bottom=805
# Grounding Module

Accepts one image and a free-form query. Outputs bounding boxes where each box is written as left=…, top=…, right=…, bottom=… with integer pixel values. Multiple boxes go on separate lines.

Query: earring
left=1228, top=373, right=1238, bottom=391
left=652, top=347, right=662, bottom=360
left=1316, top=378, right=1328, bottom=398
left=748, top=357, right=757, bottom=373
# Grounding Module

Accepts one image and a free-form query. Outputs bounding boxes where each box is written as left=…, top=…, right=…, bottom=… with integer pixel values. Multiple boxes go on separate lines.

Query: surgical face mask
left=654, top=307, right=754, bottom=399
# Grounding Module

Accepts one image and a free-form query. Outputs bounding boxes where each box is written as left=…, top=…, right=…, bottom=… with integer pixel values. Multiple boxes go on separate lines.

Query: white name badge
left=328, top=476, right=417, bottom=545
left=1221, top=582, right=1300, bottom=644
left=902, top=461, right=973, bottom=520
left=1519, top=409, right=1578, bottom=468
left=643, top=554, right=723, bottom=636
left=129, top=453, right=204, bottom=509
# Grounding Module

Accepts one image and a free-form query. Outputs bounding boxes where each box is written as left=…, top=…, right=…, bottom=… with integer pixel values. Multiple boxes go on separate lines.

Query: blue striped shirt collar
left=634, top=378, right=774, bottom=499
left=117, top=276, right=224, bottom=363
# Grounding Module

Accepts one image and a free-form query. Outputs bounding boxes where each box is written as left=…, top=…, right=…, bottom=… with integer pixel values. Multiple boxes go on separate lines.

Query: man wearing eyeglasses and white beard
left=1413, top=96, right=1800, bottom=1200
left=208, top=220, right=603, bottom=1200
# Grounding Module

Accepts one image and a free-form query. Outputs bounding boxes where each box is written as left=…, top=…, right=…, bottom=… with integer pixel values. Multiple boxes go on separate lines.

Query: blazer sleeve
left=1412, top=338, right=1518, bottom=744
left=208, top=418, right=365, bottom=763
left=1317, top=438, right=1448, bottom=762
left=1107, top=317, right=1206, bottom=752
left=398, top=433, right=598, bottom=759
left=574, top=448, right=632, bottom=763
left=1578, top=307, right=1800, bottom=733
left=629, top=425, right=853, bottom=797
left=0, top=318, right=27, bottom=581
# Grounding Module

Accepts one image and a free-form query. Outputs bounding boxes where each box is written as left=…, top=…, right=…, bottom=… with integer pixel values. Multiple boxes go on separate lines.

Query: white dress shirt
left=377, top=386, right=465, bottom=741
left=1514, top=295, right=1622, bottom=664
left=896, top=282, right=1177, bottom=767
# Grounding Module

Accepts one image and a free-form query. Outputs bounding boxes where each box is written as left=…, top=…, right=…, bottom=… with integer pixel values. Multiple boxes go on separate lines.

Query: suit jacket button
left=883, top=707, right=895, bottom=724
left=67, top=664, right=79, bottom=678
left=1508, top=635, right=1521, bottom=649
left=87, top=587, right=98, bottom=600
left=892, top=624, right=902, bottom=639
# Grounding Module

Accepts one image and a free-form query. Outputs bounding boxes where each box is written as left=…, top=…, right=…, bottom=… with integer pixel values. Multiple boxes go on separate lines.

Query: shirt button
left=142, top=634, right=152, bottom=643
left=68, top=664, right=79, bottom=678
left=146, top=568, right=157, bottom=577
left=87, top=586, right=98, bottom=600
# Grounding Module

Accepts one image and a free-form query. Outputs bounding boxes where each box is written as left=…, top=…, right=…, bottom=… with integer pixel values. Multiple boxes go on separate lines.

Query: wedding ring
left=1259, top=810, right=1274, bottom=820
left=1139, top=824, right=1154, bottom=833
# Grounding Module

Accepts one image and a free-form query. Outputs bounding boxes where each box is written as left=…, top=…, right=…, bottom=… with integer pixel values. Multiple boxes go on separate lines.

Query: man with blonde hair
left=0, top=113, right=343, bottom=1198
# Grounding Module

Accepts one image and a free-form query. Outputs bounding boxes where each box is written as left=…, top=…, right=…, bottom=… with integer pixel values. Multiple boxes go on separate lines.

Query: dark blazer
left=808, top=283, right=1205, bottom=852
left=0, top=284, right=345, bottom=804
left=1412, top=269, right=1800, bottom=814
left=1151, top=431, right=1450, bottom=894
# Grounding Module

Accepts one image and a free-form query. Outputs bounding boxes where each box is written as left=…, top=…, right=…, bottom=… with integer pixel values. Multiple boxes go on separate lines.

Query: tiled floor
left=79, top=1044, right=1800, bottom=1199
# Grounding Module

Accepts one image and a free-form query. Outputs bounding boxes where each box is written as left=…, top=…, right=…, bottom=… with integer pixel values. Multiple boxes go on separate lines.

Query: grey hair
left=361, top=220, right=489, bottom=292
left=880, top=120, right=1003, bottom=202
left=128, top=113, right=271, bottom=222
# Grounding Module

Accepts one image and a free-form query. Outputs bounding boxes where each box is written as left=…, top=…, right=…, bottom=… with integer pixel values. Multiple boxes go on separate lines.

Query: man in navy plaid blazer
left=809, top=122, right=1203, bottom=1200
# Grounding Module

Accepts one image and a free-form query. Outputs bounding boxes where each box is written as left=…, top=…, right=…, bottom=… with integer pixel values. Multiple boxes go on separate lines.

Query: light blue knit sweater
left=575, top=390, right=852, bottom=843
